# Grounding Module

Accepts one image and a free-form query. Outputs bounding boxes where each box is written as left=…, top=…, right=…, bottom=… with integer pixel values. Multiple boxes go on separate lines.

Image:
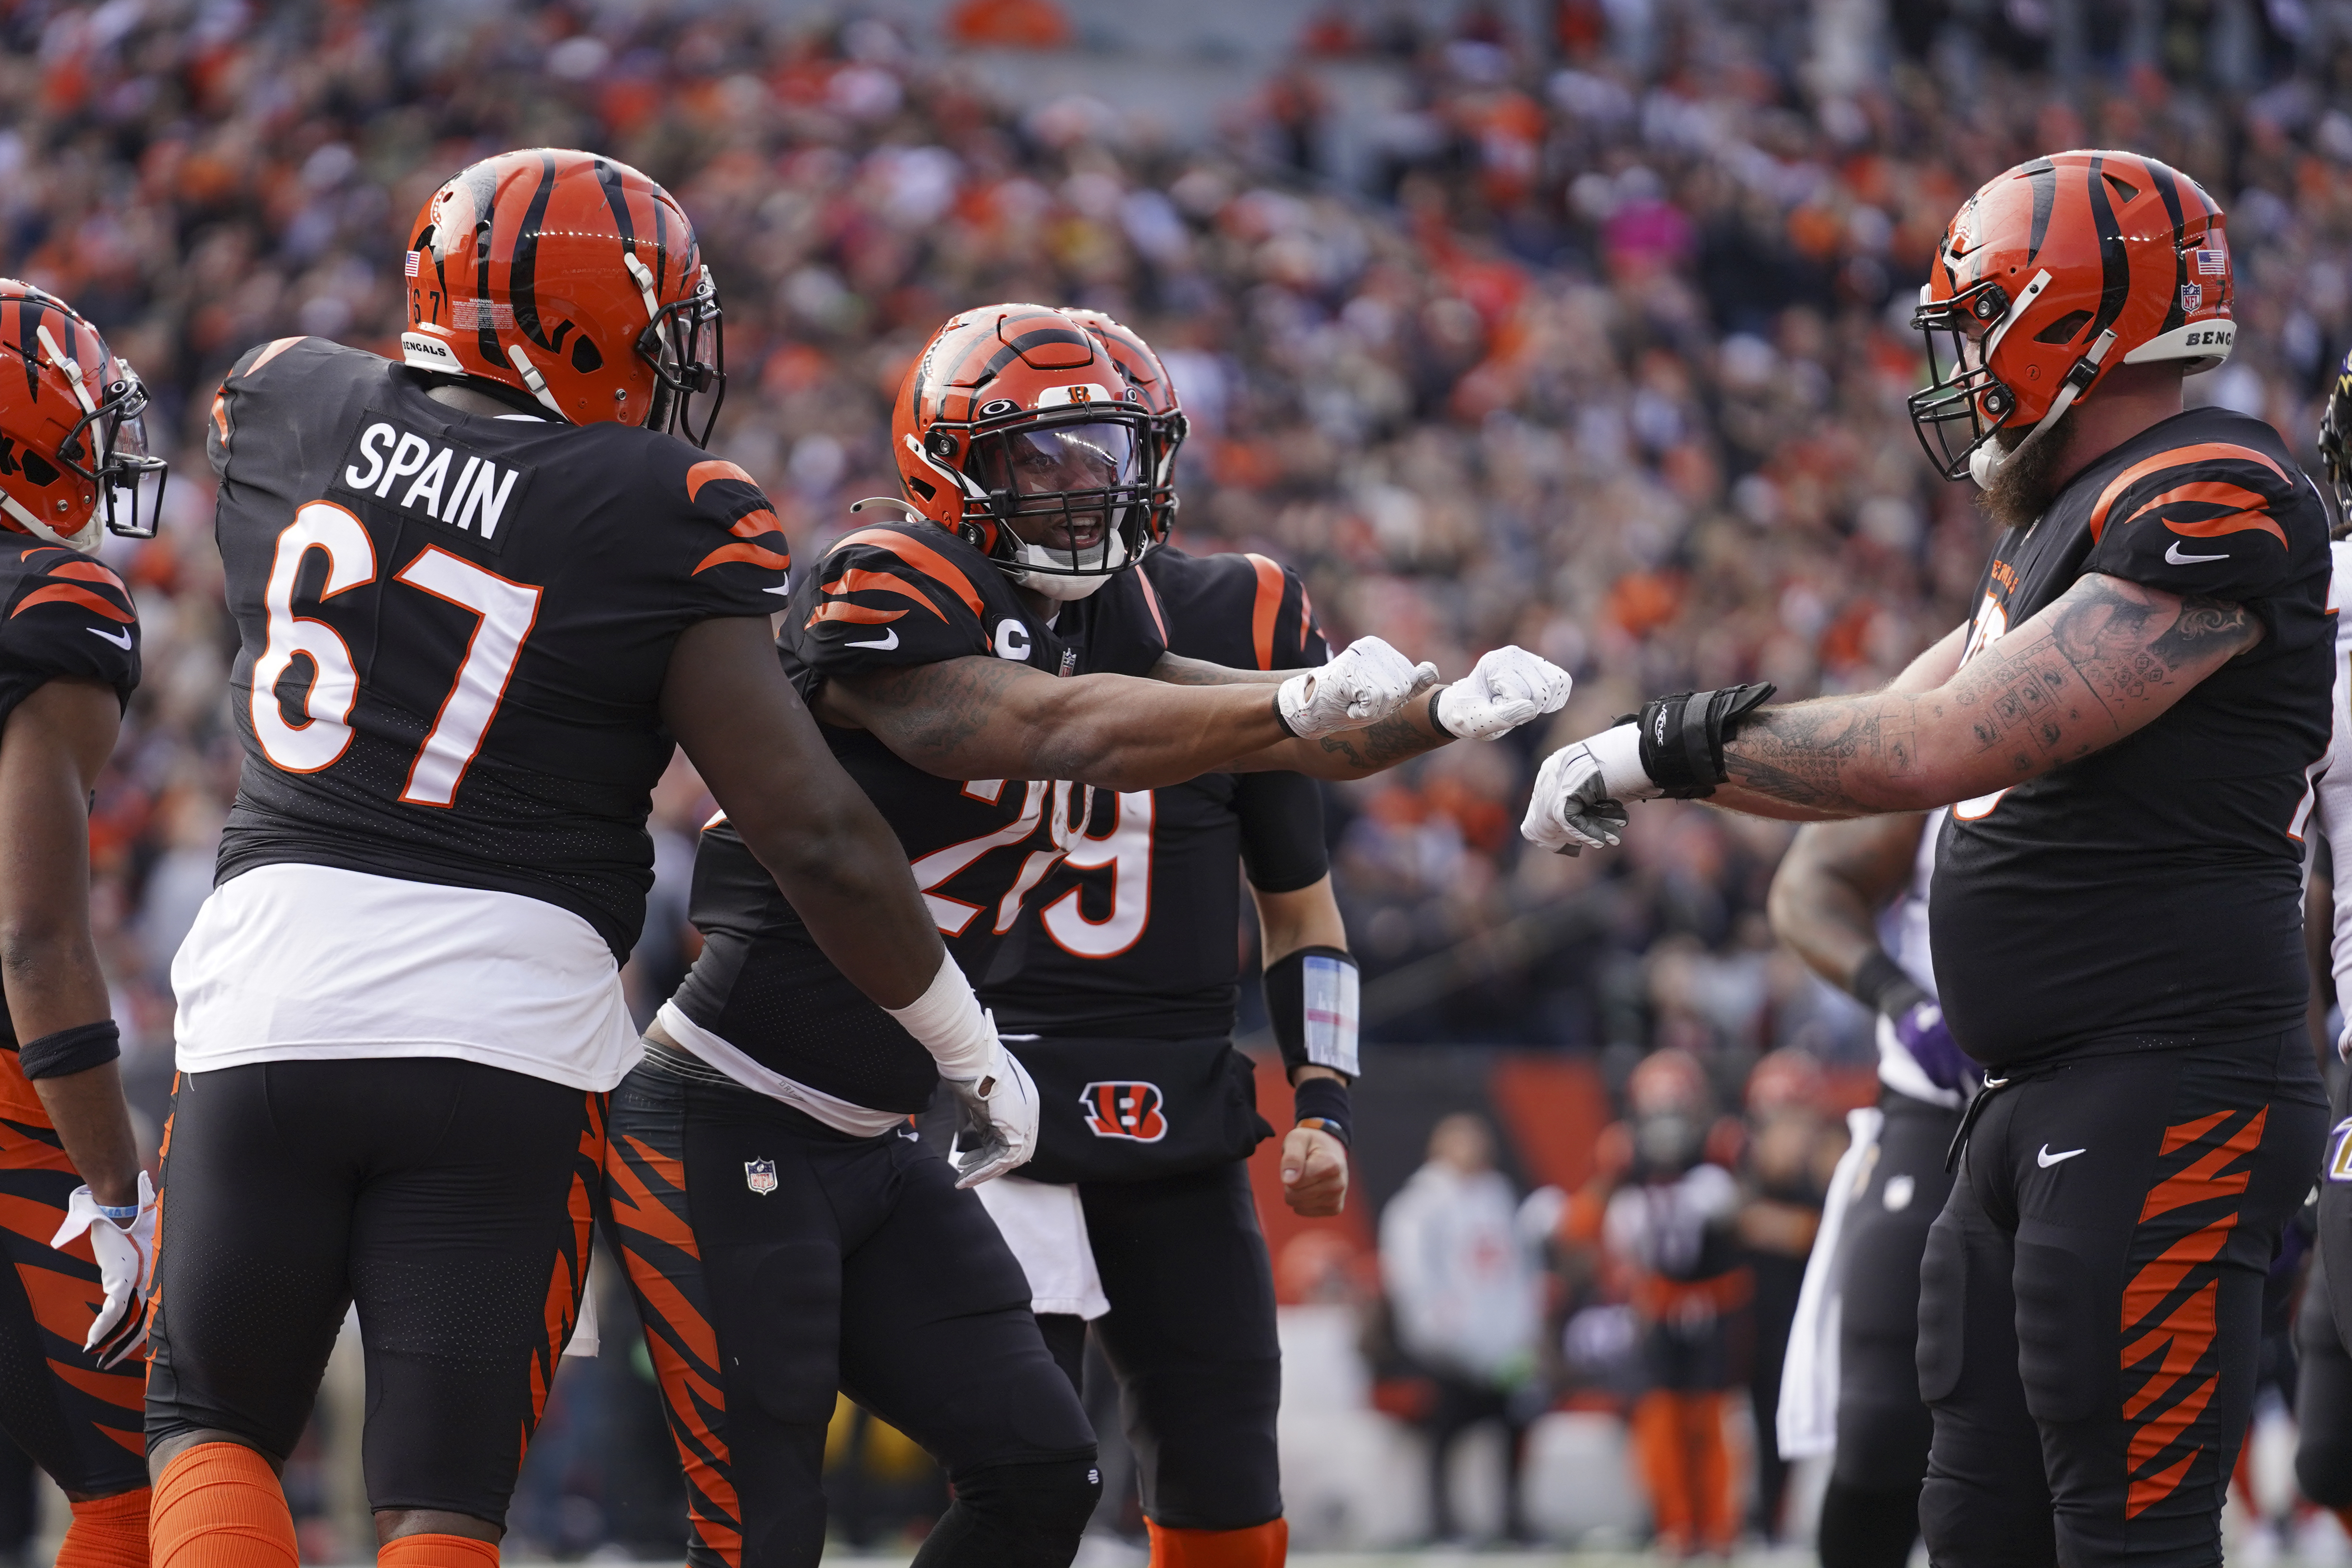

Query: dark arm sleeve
left=1236, top=769, right=1329, bottom=892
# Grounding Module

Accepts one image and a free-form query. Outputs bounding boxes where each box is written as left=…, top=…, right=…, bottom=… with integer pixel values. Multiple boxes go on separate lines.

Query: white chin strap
left=1014, top=530, right=1127, bottom=599
left=1969, top=324, right=2119, bottom=488
left=0, top=490, right=99, bottom=554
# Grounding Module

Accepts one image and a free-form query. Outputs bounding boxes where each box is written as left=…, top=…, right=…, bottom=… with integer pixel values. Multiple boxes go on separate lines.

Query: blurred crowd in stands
left=0, top=0, right=2349, bottom=1547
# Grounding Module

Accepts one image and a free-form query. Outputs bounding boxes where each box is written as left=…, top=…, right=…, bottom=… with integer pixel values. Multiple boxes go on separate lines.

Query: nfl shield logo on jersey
left=744, top=1157, right=778, bottom=1195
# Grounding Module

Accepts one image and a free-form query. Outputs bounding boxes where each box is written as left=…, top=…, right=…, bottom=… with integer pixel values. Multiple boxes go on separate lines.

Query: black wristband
left=1264, top=945, right=1360, bottom=1077
left=1425, top=687, right=1456, bottom=739
left=1292, top=1075, right=1352, bottom=1146
left=1634, top=682, right=1776, bottom=798
left=18, top=1018, right=120, bottom=1080
left=1853, top=950, right=1929, bottom=1019
left=1271, top=691, right=1300, bottom=739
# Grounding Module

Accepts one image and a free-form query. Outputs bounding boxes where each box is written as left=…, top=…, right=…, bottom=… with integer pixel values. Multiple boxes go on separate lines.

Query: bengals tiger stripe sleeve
left=2081, top=431, right=2312, bottom=606
left=0, top=541, right=138, bottom=715
left=794, top=521, right=997, bottom=678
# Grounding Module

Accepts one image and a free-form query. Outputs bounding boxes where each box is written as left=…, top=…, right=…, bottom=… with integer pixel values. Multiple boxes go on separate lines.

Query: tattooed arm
left=819, top=657, right=1295, bottom=789
left=1708, top=574, right=2262, bottom=821
left=820, top=649, right=1463, bottom=787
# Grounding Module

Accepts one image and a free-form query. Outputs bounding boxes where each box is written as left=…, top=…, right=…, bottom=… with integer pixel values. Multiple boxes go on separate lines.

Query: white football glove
left=1435, top=646, right=1574, bottom=741
left=1277, top=637, right=1439, bottom=739
left=51, top=1170, right=155, bottom=1368
left=943, top=1041, right=1041, bottom=1189
left=1520, top=724, right=1652, bottom=855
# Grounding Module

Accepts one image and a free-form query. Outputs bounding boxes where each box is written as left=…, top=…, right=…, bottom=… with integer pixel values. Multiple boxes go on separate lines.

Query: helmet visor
left=969, top=416, right=1154, bottom=577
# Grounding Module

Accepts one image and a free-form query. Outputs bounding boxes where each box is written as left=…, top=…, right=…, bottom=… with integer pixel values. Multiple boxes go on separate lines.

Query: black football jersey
left=207, top=336, right=790, bottom=962
left=984, top=547, right=1331, bottom=1040
left=0, top=538, right=139, bottom=1048
left=672, top=520, right=1167, bottom=1112
left=1929, top=406, right=2333, bottom=1067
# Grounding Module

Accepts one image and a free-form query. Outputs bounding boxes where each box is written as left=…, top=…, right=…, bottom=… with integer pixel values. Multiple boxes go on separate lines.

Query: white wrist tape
left=1589, top=722, right=1659, bottom=800
left=883, top=955, right=997, bottom=1080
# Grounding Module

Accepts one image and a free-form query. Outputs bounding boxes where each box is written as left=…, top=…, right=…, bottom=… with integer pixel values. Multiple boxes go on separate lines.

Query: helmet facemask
left=42, top=352, right=167, bottom=550
left=1907, top=277, right=2026, bottom=481
left=966, top=411, right=1158, bottom=600
left=639, top=265, right=726, bottom=449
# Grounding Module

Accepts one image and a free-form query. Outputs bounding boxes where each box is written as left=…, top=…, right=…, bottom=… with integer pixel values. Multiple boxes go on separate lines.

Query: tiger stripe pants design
left=1917, top=1030, right=2324, bottom=1568
left=144, top=1059, right=603, bottom=1523
left=0, top=1045, right=145, bottom=1496
left=599, top=1048, right=1098, bottom=1568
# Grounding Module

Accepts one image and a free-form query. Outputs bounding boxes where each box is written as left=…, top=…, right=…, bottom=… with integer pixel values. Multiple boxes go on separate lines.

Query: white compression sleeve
left=881, top=954, right=996, bottom=1080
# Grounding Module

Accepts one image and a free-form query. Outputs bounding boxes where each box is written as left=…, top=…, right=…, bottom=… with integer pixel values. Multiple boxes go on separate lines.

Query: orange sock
left=151, top=1443, right=297, bottom=1568
left=1146, top=1518, right=1288, bottom=1567
left=377, top=1533, right=500, bottom=1568
left=56, top=1485, right=147, bottom=1568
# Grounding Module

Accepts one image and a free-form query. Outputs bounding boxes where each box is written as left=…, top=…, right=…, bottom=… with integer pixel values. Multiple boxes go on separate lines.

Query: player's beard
left=1977, top=404, right=2079, bottom=530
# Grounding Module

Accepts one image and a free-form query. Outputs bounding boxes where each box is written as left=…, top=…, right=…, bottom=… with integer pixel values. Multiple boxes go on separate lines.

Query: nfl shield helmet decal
left=745, top=1157, right=778, bottom=1195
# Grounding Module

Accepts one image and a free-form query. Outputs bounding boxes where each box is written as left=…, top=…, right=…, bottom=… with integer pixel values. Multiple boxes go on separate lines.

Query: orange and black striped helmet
left=892, top=303, right=1158, bottom=599
left=1062, top=308, right=1186, bottom=547
left=1910, top=150, right=2233, bottom=485
left=403, top=149, right=725, bottom=445
left=0, top=281, right=166, bottom=552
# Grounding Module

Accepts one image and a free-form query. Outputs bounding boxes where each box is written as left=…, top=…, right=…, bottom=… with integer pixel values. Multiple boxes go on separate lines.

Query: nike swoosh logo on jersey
left=845, top=629, right=899, bottom=651
left=2165, top=541, right=2230, bottom=565
left=764, top=583, right=793, bottom=596
left=2037, top=1144, right=2086, bottom=1168
left=86, top=626, right=132, bottom=650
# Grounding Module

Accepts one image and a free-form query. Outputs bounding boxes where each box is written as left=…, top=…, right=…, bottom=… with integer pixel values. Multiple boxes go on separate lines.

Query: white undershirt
left=170, top=863, right=641, bottom=1090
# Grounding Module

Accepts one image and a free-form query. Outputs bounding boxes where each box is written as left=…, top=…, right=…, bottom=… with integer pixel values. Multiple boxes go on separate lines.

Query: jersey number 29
left=251, top=500, right=541, bottom=807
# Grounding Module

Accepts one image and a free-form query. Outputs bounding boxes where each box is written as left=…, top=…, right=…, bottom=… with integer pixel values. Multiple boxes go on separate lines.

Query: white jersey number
left=1040, top=789, right=1154, bottom=958
left=251, top=502, right=543, bottom=806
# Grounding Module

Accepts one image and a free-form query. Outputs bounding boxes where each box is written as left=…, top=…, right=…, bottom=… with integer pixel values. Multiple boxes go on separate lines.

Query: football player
left=2293, top=350, right=2352, bottom=1517
left=0, top=281, right=167, bottom=1568
left=1768, top=810, right=1972, bottom=1568
left=605, top=301, right=1568, bottom=1568
left=969, top=310, right=1400, bottom=1568
left=148, top=151, right=978, bottom=1568
left=1524, top=150, right=2331, bottom=1567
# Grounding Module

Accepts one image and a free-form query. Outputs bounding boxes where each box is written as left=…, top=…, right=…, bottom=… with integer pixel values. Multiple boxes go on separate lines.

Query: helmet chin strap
left=0, top=490, right=100, bottom=554
left=1014, top=530, right=1126, bottom=599
left=1969, top=326, right=2119, bottom=488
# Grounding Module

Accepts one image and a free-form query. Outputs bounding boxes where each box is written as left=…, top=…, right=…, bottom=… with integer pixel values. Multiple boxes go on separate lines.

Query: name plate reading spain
left=332, top=410, right=536, bottom=553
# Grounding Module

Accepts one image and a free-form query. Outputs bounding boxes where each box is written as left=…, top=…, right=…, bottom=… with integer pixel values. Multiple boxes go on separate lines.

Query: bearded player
left=0, top=281, right=168, bottom=1568
left=1525, top=151, right=2330, bottom=1567
left=604, top=300, right=1567, bottom=1568
left=149, top=150, right=981, bottom=1568
left=969, top=310, right=1434, bottom=1568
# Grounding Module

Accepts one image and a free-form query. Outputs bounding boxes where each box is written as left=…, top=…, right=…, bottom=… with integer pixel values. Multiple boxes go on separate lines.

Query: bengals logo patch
left=1080, top=1081, right=1167, bottom=1143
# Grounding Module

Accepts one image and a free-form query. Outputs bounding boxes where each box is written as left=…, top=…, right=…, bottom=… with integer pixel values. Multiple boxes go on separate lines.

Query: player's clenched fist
left=1276, top=636, right=1439, bottom=738
left=1279, top=1124, right=1350, bottom=1217
left=1435, top=645, right=1574, bottom=742
left=1520, top=732, right=1638, bottom=854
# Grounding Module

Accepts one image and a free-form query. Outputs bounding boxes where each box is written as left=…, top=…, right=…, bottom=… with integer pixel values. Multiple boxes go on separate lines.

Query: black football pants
left=1917, top=1031, right=2324, bottom=1568
left=144, top=1058, right=604, bottom=1523
left=599, top=1049, right=1098, bottom=1568
left=1071, top=1161, right=1285, bottom=1532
